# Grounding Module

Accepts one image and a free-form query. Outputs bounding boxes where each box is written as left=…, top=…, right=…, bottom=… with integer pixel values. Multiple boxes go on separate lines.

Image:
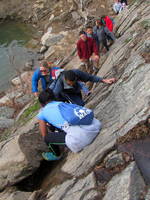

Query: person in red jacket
left=101, top=15, right=114, bottom=32
left=77, top=31, right=100, bottom=73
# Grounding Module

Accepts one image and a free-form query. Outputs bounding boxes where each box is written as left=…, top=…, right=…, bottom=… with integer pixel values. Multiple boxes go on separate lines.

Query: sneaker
left=42, top=152, right=62, bottom=161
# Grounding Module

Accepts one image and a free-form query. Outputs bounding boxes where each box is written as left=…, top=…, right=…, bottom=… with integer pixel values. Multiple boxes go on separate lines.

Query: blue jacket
left=49, top=69, right=103, bottom=99
left=32, top=66, right=60, bottom=93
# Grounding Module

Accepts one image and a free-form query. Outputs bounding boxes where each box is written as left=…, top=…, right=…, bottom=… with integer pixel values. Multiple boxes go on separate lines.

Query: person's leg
left=102, top=39, right=109, bottom=51
left=44, top=131, right=66, bottom=157
left=80, top=59, right=91, bottom=73
left=91, top=54, right=100, bottom=72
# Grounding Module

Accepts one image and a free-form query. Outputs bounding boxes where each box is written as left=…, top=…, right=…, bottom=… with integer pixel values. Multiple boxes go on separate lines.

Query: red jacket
left=104, top=16, right=113, bottom=32
left=77, top=37, right=99, bottom=60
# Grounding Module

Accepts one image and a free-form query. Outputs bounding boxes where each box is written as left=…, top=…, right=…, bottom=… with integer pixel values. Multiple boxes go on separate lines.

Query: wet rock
left=103, top=162, right=145, bottom=200
left=26, top=39, right=39, bottom=49
left=47, top=172, right=99, bottom=200
left=0, top=130, right=47, bottom=190
left=0, top=106, right=15, bottom=119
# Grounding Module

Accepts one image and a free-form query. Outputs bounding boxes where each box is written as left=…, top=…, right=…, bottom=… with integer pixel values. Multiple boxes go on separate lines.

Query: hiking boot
left=42, top=152, right=62, bottom=161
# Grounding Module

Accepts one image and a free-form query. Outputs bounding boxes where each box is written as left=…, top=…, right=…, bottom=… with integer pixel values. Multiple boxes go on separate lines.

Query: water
left=0, top=22, right=37, bottom=92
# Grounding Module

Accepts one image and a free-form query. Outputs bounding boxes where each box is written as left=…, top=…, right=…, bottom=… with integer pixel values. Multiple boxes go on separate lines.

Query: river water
left=0, top=22, right=37, bottom=92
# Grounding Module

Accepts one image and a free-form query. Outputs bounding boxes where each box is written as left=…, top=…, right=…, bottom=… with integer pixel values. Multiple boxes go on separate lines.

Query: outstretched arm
left=101, top=78, right=116, bottom=84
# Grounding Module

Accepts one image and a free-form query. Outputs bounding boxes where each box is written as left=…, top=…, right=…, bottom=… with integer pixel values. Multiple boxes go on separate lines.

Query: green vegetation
left=18, top=100, right=40, bottom=125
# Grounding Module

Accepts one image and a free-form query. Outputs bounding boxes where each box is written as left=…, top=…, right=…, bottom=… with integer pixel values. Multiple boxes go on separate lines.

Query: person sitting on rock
left=49, top=69, right=116, bottom=106
left=77, top=30, right=100, bottom=73
left=37, top=88, right=102, bottom=161
left=32, top=60, right=61, bottom=97
left=113, top=0, right=123, bottom=14
left=93, top=19, right=116, bottom=52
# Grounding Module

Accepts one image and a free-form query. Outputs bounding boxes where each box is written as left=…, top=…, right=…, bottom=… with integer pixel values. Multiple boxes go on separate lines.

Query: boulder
left=0, top=129, right=47, bottom=190
left=0, top=117, right=15, bottom=129
left=11, top=72, right=32, bottom=86
left=103, top=162, right=145, bottom=200
left=15, top=94, right=32, bottom=107
left=0, top=106, right=15, bottom=119
left=41, top=32, right=64, bottom=46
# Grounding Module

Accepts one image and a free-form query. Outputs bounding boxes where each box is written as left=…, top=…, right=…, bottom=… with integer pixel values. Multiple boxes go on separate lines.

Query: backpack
left=58, top=102, right=94, bottom=125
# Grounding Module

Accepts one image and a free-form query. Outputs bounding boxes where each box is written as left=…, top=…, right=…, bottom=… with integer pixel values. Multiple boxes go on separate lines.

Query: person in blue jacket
left=49, top=69, right=116, bottom=106
left=37, top=88, right=102, bottom=161
left=32, top=60, right=60, bottom=97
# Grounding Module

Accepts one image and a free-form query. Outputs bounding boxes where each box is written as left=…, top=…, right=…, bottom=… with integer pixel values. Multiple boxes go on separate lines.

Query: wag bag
left=58, top=102, right=94, bottom=125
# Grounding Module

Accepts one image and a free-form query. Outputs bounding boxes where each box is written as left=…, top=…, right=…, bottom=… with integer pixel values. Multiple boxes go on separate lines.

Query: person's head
left=95, top=19, right=101, bottom=26
left=38, top=88, right=55, bottom=107
left=64, top=70, right=77, bottom=87
left=79, top=30, right=87, bottom=41
left=40, top=60, right=53, bottom=76
left=86, top=26, right=93, bottom=35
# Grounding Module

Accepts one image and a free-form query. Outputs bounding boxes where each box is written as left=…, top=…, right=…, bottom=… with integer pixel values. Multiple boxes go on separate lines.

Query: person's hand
left=34, top=92, right=39, bottom=97
left=102, top=78, right=116, bottom=84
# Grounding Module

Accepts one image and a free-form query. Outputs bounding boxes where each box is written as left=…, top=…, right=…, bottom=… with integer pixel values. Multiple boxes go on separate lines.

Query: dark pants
left=60, top=92, right=85, bottom=106
left=102, top=39, right=109, bottom=51
left=44, top=131, right=66, bottom=156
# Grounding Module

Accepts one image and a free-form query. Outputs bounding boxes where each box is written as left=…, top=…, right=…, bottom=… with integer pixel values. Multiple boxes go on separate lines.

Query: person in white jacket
left=113, top=0, right=123, bottom=14
left=37, top=89, right=102, bottom=161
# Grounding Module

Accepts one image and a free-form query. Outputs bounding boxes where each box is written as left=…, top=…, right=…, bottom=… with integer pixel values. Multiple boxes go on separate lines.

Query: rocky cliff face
left=0, top=0, right=150, bottom=199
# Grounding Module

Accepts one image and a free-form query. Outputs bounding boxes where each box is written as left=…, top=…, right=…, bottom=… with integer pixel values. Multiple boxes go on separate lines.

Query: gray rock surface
left=61, top=0, right=150, bottom=177
left=0, top=106, right=15, bottom=119
left=0, top=117, right=15, bottom=129
left=0, top=130, right=47, bottom=190
left=15, top=94, right=32, bottom=107
left=41, top=32, right=64, bottom=46
left=103, top=162, right=145, bottom=200
left=47, top=172, right=98, bottom=200
left=0, top=187, right=31, bottom=200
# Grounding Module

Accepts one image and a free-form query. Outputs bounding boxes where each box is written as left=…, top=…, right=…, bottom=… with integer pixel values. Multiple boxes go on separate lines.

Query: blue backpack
left=58, top=102, right=94, bottom=125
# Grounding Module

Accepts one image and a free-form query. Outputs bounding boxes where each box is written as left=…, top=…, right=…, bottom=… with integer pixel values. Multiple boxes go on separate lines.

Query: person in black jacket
left=49, top=69, right=116, bottom=106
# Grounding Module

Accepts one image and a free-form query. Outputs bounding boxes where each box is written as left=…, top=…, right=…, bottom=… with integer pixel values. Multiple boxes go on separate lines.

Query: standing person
left=93, top=19, right=116, bottom=52
left=113, top=0, right=123, bottom=14
left=38, top=89, right=102, bottom=161
left=49, top=69, right=116, bottom=106
left=32, top=60, right=60, bottom=97
left=85, top=26, right=99, bottom=48
left=101, top=15, right=114, bottom=32
left=77, top=31, right=100, bottom=73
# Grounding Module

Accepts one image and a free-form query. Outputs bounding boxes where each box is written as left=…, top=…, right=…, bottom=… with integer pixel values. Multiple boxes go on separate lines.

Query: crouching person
left=37, top=89, right=102, bottom=161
